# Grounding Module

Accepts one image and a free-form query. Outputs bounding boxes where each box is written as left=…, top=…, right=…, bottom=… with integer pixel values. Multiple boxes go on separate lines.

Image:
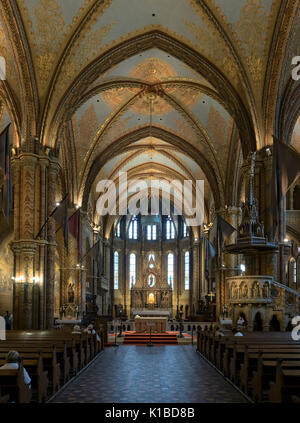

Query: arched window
left=148, top=253, right=155, bottom=262
left=129, top=253, right=136, bottom=288
left=168, top=253, right=174, bottom=288
left=116, top=222, right=121, bottom=238
left=166, top=217, right=175, bottom=239
left=183, top=221, right=188, bottom=238
left=146, top=225, right=157, bottom=240
left=114, top=251, right=119, bottom=290
left=185, top=251, right=190, bottom=290
left=128, top=216, right=138, bottom=239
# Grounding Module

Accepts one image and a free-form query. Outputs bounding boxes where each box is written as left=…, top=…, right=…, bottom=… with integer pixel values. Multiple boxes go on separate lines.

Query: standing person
left=4, top=311, right=11, bottom=330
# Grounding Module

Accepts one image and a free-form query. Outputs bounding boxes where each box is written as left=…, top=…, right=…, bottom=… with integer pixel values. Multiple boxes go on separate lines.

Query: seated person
left=84, top=324, right=100, bottom=342
left=215, top=326, right=225, bottom=337
left=0, top=351, right=31, bottom=389
left=72, top=325, right=81, bottom=334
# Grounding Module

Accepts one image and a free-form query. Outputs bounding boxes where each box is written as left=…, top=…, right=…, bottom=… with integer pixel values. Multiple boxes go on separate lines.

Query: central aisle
left=52, top=346, right=247, bottom=403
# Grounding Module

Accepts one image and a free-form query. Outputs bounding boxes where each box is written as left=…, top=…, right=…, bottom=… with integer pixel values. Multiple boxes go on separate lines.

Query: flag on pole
left=209, top=214, right=236, bottom=267
left=87, top=239, right=102, bottom=277
left=204, top=237, right=216, bottom=280
left=0, top=124, right=12, bottom=222
left=271, top=136, right=300, bottom=240
left=53, top=194, right=69, bottom=252
left=68, top=208, right=81, bottom=260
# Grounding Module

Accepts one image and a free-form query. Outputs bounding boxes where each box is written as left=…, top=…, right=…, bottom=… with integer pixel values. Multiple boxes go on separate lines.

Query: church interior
left=0, top=0, right=300, bottom=405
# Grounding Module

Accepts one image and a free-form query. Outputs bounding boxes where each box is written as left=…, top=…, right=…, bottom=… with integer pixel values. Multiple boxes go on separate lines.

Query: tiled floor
left=52, top=345, right=248, bottom=403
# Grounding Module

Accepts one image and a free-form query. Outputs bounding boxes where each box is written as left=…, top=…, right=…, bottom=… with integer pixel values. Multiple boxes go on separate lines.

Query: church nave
left=51, top=346, right=247, bottom=404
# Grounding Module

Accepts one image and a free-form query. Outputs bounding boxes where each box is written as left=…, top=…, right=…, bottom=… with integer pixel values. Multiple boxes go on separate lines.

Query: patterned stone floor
left=52, top=346, right=248, bottom=403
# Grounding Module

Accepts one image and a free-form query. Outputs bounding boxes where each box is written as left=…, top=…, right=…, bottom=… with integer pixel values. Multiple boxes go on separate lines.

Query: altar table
left=135, top=316, right=167, bottom=333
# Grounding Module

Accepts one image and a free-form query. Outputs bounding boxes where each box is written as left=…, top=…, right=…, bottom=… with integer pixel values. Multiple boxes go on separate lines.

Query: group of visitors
left=215, top=326, right=244, bottom=337
left=72, top=323, right=100, bottom=342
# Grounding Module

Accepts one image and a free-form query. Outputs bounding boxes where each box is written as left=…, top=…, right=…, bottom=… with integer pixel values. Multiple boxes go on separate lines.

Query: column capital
left=10, top=239, right=49, bottom=254
left=227, top=206, right=242, bottom=215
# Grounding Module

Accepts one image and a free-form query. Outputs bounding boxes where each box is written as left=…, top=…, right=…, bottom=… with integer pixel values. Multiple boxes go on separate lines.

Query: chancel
left=0, top=0, right=299, bottom=405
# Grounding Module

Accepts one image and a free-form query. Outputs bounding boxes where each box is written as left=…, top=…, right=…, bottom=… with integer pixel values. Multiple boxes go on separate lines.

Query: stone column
left=11, top=152, right=52, bottom=329
left=11, top=154, right=37, bottom=329
left=45, top=160, right=60, bottom=328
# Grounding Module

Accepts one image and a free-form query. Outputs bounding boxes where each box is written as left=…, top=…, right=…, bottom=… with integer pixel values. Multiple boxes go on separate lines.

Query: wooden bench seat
left=0, top=329, right=104, bottom=403
left=0, top=353, right=48, bottom=403
left=0, top=362, right=32, bottom=403
left=269, top=363, right=300, bottom=403
left=197, top=330, right=300, bottom=402
left=0, top=344, right=60, bottom=395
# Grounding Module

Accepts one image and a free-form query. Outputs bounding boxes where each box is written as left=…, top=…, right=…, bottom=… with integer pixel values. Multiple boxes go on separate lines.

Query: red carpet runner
left=123, top=332, right=178, bottom=345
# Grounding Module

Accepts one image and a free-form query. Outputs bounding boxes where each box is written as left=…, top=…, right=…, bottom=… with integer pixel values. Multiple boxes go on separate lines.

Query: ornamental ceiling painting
left=0, top=0, right=299, bottom=222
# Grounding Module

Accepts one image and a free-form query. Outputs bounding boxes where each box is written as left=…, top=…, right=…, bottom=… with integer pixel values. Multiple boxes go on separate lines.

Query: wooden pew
left=269, top=362, right=300, bottom=403
left=0, top=344, right=60, bottom=395
left=222, top=338, right=300, bottom=380
left=0, top=361, right=32, bottom=403
left=0, top=394, right=9, bottom=403
left=240, top=349, right=300, bottom=398
left=0, top=352, right=48, bottom=403
left=197, top=331, right=300, bottom=403
left=3, top=334, right=75, bottom=380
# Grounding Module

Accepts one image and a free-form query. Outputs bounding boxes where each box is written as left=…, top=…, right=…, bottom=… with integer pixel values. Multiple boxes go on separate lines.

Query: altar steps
left=123, top=333, right=178, bottom=345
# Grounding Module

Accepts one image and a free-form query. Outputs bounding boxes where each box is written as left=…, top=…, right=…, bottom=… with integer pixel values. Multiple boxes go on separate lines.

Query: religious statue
left=263, top=283, right=269, bottom=298
left=148, top=274, right=155, bottom=287
left=68, top=282, right=75, bottom=303
left=232, top=284, right=238, bottom=299
left=134, top=290, right=142, bottom=308
left=253, top=283, right=260, bottom=298
left=242, top=285, right=248, bottom=298
left=162, top=291, right=169, bottom=308
left=222, top=304, right=228, bottom=318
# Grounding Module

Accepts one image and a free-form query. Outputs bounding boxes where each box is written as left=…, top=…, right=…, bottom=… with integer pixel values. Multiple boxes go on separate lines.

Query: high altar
left=130, top=251, right=173, bottom=320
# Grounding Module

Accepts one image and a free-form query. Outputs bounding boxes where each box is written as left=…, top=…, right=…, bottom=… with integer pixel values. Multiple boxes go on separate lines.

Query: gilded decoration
left=0, top=15, right=20, bottom=100
left=72, top=104, right=99, bottom=177
left=18, top=0, right=97, bottom=92
left=206, top=105, right=232, bottom=175
left=96, top=60, right=204, bottom=115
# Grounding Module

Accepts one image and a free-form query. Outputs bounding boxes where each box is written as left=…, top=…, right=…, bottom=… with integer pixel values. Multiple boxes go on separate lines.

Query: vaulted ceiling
left=0, top=0, right=299, bottom=226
